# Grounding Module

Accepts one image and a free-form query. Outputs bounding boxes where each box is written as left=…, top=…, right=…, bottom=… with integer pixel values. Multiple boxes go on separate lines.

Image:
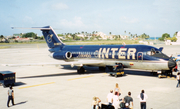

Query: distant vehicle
left=5, top=26, right=176, bottom=77
left=0, top=71, right=16, bottom=87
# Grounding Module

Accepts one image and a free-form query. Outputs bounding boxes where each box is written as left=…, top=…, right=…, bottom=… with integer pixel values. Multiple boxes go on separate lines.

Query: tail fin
left=41, top=26, right=65, bottom=49
left=11, top=26, right=64, bottom=50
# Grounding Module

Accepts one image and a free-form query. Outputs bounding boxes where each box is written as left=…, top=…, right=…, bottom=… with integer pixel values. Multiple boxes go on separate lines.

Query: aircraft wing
left=1, top=60, right=105, bottom=67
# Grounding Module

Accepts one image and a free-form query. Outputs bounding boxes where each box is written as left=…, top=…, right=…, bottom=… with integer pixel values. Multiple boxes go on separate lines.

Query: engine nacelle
left=51, top=51, right=72, bottom=60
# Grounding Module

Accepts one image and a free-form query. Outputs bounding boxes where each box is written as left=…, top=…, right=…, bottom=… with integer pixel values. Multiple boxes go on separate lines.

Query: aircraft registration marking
left=68, top=75, right=94, bottom=81
left=18, top=82, right=55, bottom=89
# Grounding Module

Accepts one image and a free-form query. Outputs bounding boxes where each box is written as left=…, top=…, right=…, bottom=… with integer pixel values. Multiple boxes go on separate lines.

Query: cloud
left=23, top=16, right=34, bottom=24
left=153, top=0, right=180, bottom=15
left=120, top=16, right=139, bottom=24
left=144, top=24, right=154, bottom=30
left=161, top=18, right=169, bottom=24
left=51, top=3, right=69, bottom=10
left=60, top=16, right=86, bottom=29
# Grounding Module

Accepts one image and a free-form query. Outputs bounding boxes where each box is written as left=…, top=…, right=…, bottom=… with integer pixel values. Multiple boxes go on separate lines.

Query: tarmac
left=0, top=43, right=180, bottom=109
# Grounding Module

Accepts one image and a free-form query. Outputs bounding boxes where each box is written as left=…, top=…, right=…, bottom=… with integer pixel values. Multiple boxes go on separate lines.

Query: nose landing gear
left=158, top=70, right=173, bottom=78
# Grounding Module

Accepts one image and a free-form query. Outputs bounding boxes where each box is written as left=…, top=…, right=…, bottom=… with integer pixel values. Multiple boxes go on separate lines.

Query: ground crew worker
left=7, top=86, right=14, bottom=107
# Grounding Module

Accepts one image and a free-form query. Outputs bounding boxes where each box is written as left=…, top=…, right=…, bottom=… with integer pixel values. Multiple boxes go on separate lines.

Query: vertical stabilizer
left=41, top=26, right=64, bottom=49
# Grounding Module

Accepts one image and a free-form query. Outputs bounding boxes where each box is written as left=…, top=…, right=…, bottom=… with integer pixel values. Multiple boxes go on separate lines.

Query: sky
left=0, top=0, right=180, bottom=37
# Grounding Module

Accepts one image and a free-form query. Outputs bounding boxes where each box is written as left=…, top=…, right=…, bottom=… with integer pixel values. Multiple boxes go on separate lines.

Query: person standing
left=107, top=90, right=113, bottom=105
left=138, top=90, right=148, bottom=109
left=124, top=92, right=133, bottom=109
left=112, top=92, right=119, bottom=109
left=114, top=83, right=122, bottom=96
left=176, top=72, right=180, bottom=88
left=7, top=86, right=15, bottom=107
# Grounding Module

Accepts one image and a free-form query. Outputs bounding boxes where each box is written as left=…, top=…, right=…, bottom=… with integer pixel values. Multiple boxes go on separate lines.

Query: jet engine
left=50, top=51, right=72, bottom=60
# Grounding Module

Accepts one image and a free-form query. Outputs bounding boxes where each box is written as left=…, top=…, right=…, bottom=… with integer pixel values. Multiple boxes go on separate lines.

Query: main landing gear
left=99, top=66, right=106, bottom=71
left=77, top=67, right=85, bottom=74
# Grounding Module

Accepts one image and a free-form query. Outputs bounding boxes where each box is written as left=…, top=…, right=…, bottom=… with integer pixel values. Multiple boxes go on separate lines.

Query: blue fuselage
left=52, top=44, right=165, bottom=61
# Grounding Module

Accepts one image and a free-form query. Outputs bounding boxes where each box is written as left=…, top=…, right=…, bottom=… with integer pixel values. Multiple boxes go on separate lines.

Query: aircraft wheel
left=152, top=72, right=157, bottom=76
left=77, top=67, right=85, bottom=74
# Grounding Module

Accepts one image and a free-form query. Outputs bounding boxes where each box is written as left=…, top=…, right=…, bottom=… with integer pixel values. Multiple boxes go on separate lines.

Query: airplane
left=5, top=26, right=177, bottom=76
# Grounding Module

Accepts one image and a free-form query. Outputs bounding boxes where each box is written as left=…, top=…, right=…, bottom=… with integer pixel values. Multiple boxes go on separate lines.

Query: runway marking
left=18, top=82, right=55, bottom=89
left=68, top=75, right=94, bottom=81
left=167, top=76, right=176, bottom=80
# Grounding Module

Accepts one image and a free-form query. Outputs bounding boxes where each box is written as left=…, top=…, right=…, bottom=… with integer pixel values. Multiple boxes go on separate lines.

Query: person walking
left=176, top=72, right=180, bottom=88
left=138, top=90, right=148, bottom=109
left=123, top=92, right=133, bottom=109
left=7, top=86, right=15, bottom=107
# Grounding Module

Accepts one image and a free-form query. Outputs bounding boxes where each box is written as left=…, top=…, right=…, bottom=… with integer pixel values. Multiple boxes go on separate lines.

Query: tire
left=77, top=67, right=85, bottom=74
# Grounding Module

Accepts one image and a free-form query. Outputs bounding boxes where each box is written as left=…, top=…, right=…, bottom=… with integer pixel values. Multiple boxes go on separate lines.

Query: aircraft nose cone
left=168, top=59, right=176, bottom=69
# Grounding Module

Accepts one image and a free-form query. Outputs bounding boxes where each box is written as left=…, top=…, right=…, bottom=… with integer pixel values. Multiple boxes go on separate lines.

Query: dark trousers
left=140, top=102, right=146, bottom=109
left=177, top=80, right=180, bottom=87
left=7, top=96, right=14, bottom=107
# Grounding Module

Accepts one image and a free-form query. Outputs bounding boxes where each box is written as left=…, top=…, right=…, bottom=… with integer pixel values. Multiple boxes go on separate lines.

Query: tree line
left=0, top=31, right=178, bottom=43
left=158, top=32, right=178, bottom=42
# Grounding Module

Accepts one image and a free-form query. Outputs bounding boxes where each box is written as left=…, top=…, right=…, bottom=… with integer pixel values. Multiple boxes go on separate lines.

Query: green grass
left=64, top=40, right=140, bottom=45
left=0, top=40, right=140, bottom=49
left=0, top=46, right=11, bottom=49
left=0, top=41, right=46, bottom=45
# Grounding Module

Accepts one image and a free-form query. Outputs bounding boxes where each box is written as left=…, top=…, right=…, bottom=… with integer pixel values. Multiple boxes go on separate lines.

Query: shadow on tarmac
left=17, top=66, right=104, bottom=79
left=17, top=65, right=175, bottom=79
left=125, top=69, right=176, bottom=78
left=17, top=72, right=79, bottom=79
left=124, top=69, right=157, bottom=77
left=14, top=82, right=26, bottom=87
left=14, top=101, right=28, bottom=106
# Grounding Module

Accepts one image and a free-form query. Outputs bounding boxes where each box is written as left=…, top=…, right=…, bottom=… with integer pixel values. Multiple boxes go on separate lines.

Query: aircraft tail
left=40, top=26, right=65, bottom=49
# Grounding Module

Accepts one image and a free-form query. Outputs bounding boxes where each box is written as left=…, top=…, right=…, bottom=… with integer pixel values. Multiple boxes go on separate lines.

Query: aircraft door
left=137, top=52, right=143, bottom=61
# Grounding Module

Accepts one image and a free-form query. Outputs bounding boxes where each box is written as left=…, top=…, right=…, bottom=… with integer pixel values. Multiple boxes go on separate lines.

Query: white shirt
left=8, top=89, right=13, bottom=96
left=112, top=95, right=119, bottom=109
left=177, top=74, right=180, bottom=80
left=138, top=93, right=148, bottom=102
left=107, top=93, right=113, bottom=103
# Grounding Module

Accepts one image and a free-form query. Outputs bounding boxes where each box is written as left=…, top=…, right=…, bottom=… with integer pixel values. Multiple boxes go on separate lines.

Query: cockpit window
left=147, top=51, right=151, bottom=55
left=146, top=49, right=161, bottom=56
left=155, top=51, right=161, bottom=54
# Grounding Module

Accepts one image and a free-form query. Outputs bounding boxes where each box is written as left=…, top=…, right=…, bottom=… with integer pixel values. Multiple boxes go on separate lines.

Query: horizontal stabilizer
left=11, top=27, right=51, bottom=30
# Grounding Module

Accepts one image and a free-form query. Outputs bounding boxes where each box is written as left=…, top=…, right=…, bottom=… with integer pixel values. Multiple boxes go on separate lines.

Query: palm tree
left=92, top=31, right=95, bottom=36
left=109, top=32, right=112, bottom=35
left=0, top=35, right=4, bottom=42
